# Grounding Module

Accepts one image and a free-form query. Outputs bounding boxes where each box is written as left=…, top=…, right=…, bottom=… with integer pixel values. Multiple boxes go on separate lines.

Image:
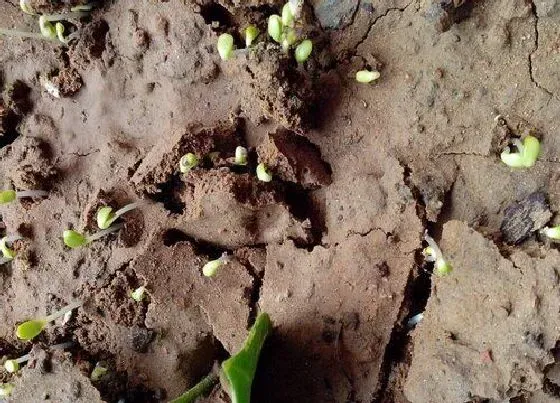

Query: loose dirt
left=1, top=0, right=560, bottom=402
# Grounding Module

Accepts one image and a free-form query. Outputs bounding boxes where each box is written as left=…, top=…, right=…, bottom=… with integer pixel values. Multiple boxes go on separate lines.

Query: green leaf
left=295, top=39, right=312, bottom=63
left=221, top=312, right=272, bottom=403
left=0, top=190, right=16, bottom=204
left=217, top=33, right=234, bottom=61
left=63, top=230, right=88, bottom=248
left=96, top=206, right=116, bottom=230
left=16, top=319, right=46, bottom=341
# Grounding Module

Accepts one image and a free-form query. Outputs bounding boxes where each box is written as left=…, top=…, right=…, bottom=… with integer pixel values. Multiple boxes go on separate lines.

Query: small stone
left=501, top=192, right=552, bottom=244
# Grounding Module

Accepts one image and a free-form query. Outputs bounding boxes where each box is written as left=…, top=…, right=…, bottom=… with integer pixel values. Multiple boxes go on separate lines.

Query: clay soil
left=1, top=0, right=560, bottom=402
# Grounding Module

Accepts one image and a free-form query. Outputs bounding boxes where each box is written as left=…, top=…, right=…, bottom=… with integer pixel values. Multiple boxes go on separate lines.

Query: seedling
left=90, top=362, right=108, bottom=381
left=256, top=163, right=272, bottom=182
left=234, top=146, right=248, bottom=166
left=288, top=0, right=303, bottom=19
left=356, top=70, right=381, bottom=83
left=217, top=33, right=234, bottom=61
left=0, top=235, right=22, bottom=264
left=96, top=201, right=141, bottom=230
left=541, top=226, right=560, bottom=241
left=179, top=153, right=200, bottom=174
left=500, top=135, right=540, bottom=168
left=16, top=300, right=82, bottom=341
left=63, top=224, right=123, bottom=248
left=407, top=313, right=424, bottom=328
left=0, top=189, right=48, bottom=204
left=282, top=3, right=295, bottom=27
left=423, top=233, right=452, bottom=276
left=170, top=373, right=219, bottom=403
left=202, top=253, right=231, bottom=277
left=295, top=39, right=312, bottom=63
left=130, top=286, right=147, bottom=302
left=267, top=15, right=283, bottom=43
left=0, top=10, right=88, bottom=44
left=4, top=341, right=73, bottom=373
left=245, top=25, right=259, bottom=47
left=0, top=383, right=14, bottom=397
left=20, top=0, right=34, bottom=14
left=221, top=312, right=272, bottom=403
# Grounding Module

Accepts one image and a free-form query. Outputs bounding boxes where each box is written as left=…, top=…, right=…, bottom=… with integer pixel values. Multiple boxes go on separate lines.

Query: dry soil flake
left=256, top=232, right=417, bottom=402
left=405, top=220, right=560, bottom=402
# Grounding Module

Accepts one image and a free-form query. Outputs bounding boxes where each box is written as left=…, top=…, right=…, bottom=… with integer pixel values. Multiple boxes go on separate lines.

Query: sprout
left=39, top=15, right=56, bottom=39
left=221, top=312, right=272, bottom=403
left=63, top=224, right=123, bottom=249
left=245, top=25, right=259, bottom=47
left=130, top=286, right=147, bottom=302
left=256, top=163, right=272, bottom=182
left=500, top=135, right=540, bottom=168
left=4, top=354, right=28, bottom=373
left=541, top=226, right=560, bottom=241
left=294, top=39, right=312, bottom=63
left=288, top=0, right=303, bottom=19
left=281, top=28, right=297, bottom=52
left=356, top=70, right=381, bottom=83
left=170, top=373, right=219, bottom=403
left=179, top=153, right=200, bottom=174
left=0, top=383, right=14, bottom=397
left=0, top=189, right=48, bottom=204
left=423, top=233, right=452, bottom=276
left=234, top=146, right=248, bottom=166
left=71, top=4, right=95, bottom=12
left=90, top=362, right=108, bottom=382
left=268, top=15, right=283, bottom=43
left=55, top=22, right=69, bottom=44
left=0, top=235, right=23, bottom=265
left=20, top=0, right=34, bottom=14
left=282, top=3, right=295, bottom=27
left=217, top=33, right=234, bottom=61
left=16, top=300, right=82, bottom=341
left=96, top=201, right=142, bottom=230
left=4, top=341, right=73, bottom=373
left=202, top=253, right=231, bottom=277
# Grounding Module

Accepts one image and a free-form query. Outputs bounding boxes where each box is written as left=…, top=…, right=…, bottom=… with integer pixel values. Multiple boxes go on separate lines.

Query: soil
left=0, top=0, right=560, bottom=402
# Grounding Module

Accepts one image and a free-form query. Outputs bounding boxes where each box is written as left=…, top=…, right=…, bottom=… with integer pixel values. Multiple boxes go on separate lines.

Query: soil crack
left=528, top=1, right=555, bottom=98
left=355, top=0, right=417, bottom=53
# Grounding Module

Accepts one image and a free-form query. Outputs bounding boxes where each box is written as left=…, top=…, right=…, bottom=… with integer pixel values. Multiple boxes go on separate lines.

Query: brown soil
left=1, top=0, right=560, bottom=402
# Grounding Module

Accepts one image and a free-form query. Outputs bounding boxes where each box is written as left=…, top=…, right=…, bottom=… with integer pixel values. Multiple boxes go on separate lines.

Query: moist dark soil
left=1, top=0, right=560, bottom=402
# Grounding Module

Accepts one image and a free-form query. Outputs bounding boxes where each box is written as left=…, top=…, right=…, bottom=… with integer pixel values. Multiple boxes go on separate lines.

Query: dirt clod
left=501, top=192, right=552, bottom=244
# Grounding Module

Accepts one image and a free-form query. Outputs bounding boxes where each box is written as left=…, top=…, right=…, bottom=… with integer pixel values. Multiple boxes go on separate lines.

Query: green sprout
left=63, top=224, right=123, bottom=249
left=541, top=226, right=560, bottom=241
left=267, top=15, right=283, bottom=43
left=356, top=70, right=381, bottom=83
left=130, top=286, right=147, bottom=302
left=217, top=33, right=234, bottom=61
left=282, top=3, right=295, bottom=27
left=0, top=235, right=22, bottom=264
left=245, top=25, right=259, bottom=47
left=256, top=163, right=272, bottom=182
left=234, top=146, right=248, bottom=166
left=20, top=0, right=34, bottom=14
left=202, top=253, right=231, bottom=277
left=3, top=341, right=73, bottom=373
left=0, top=383, right=14, bottom=397
left=179, top=153, right=200, bottom=174
left=221, top=312, right=272, bottom=403
left=1, top=11, right=87, bottom=43
left=281, top=27, right=297, bottom=52
left=0, top=189, right=48, bottom=204
left=500, top=135, right=540, bottom=168
left=90, top=362, right=108, bottom=382
left=423, top=233, right=452, bottom=276
left=170, top=373, right=219, bottom=403
left=16, top=300, right=82, bottom=341
left=4, top=353, right=29, bottom=373
left=295, top=39, right=312, bottom=63
left=96, top=201, right=141, bottom=230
